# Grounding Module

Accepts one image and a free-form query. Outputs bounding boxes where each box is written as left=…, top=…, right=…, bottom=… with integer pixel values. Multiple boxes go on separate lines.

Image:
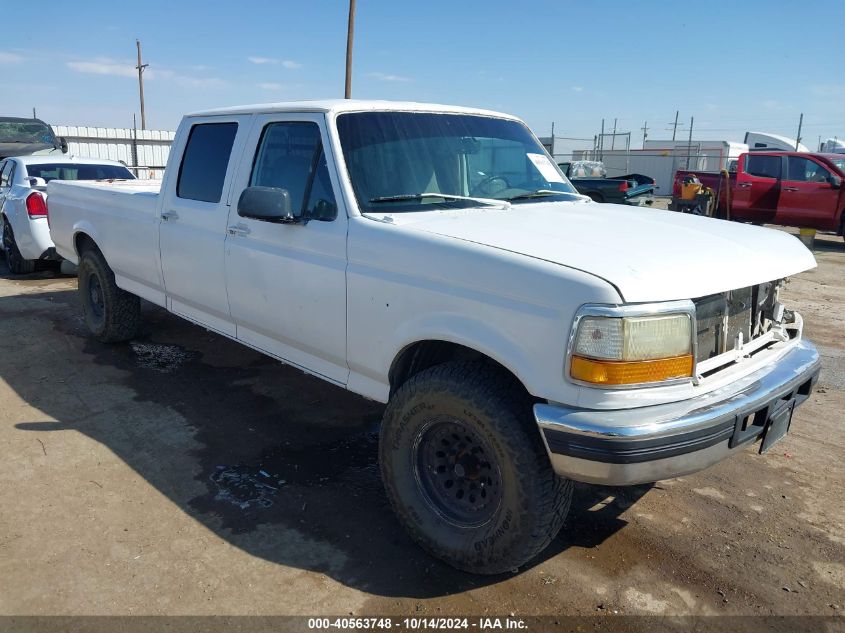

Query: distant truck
left=673, top=151, right=845, bottom=238
left=0, top=117, right=68, bottom=160
left=557, top=160, right=655, bottom=204
left=744, top=132, right=809, bottom=153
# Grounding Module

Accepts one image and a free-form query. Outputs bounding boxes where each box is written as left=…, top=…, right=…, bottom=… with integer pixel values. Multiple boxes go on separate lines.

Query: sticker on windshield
left=527, top=153, right=565, bottom=183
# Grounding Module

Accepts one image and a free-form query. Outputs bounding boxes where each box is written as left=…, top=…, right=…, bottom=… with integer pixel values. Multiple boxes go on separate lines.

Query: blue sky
left=1, top=0, right=842, bottom=148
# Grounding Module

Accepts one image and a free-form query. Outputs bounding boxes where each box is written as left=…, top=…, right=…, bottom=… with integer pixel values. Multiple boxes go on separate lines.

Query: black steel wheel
left=413, top=417, right=502, bottom=527
left=77, top=247, right=141, bottom=343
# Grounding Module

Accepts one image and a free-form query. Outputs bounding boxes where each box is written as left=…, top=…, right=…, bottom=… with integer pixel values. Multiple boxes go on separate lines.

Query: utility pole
left=599, top=118, right=605, bottom=160
left=611, top=118, right=617, bottom=150
left=550, top=121, right=555, bottom=155
left=135, top=39, right=149, bottom=130
left=795, top=113, right=803, bottom=151
left=671, top=110, right=679, bottom=141
left=344, top=0, right=356, bottom=99
left=686, top=116, right=694, bottom=169
left=32, top=107, right=37, bottom=119
left=641, top=121, right=648, bottom=148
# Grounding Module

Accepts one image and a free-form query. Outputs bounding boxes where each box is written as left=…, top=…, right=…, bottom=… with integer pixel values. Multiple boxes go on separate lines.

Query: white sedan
left=0, top=155, right=135, bottom=273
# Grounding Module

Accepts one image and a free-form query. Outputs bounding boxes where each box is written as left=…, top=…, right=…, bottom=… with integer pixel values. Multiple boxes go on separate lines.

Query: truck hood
left=381, top=202, right=817, bottom=302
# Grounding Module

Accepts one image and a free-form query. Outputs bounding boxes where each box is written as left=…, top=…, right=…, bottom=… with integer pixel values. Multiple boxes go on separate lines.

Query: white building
left=51, top=125, right=176, bottom=179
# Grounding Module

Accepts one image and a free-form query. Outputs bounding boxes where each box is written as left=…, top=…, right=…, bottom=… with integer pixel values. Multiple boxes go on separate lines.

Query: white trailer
left=819, top=138, right=845, bottom=154
left=744, top=132, right=809, bottom=153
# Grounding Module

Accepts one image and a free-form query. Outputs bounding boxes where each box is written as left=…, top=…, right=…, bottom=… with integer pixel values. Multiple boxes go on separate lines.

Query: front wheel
left=77, top=248, right=141, bottom=342
left=3, top=220, right=35, bottom=275
left=380, top=361, right=573, bottom=574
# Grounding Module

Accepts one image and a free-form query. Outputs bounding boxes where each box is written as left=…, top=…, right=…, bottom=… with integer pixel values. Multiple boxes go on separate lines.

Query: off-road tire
left=380, top=361, right=573, bottom=574
left=77, top=247, right=140, bottom=343
left=3, top=220, right=36, bottom=275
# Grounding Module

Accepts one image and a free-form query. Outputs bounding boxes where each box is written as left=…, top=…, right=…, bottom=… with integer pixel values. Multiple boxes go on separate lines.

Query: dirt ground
left=0, top=229, right=843, bottom=621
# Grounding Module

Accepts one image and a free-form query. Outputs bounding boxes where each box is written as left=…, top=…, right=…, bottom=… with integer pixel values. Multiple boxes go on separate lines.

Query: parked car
left=47, top=100, right=820, bottom=575
left=0, top=156, right=134, bottom=273
left=0, top=117, right=68, bottom=160
left=673, top=152, right=845, bottom=238
left=557, top=160, right=655, bottom=204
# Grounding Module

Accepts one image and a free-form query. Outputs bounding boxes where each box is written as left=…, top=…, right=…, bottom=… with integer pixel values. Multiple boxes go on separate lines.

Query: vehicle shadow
left=5, top=279, right=648, bottom=598
left=812, top=237, right=845, bottom=253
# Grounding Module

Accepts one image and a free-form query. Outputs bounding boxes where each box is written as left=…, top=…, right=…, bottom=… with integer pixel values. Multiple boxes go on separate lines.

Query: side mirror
left=59, top=137, right=68, bottom=154
left=831, top=175, right=842, bottom=189
left=237, top=186, right=303, bottom=224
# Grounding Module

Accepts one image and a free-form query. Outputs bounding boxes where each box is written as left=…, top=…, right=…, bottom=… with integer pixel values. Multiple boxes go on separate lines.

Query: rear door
left=733, top=154, right=781, bottom=223
left=158, top=116, right=252, bottom=336
left=778, top=156, right=840, bottom=230
left=224, top=113, right=349, bottom=384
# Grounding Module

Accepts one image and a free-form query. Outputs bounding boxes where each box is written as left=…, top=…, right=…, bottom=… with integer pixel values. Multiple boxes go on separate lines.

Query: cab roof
left=187, top=99, right=519, bottom=121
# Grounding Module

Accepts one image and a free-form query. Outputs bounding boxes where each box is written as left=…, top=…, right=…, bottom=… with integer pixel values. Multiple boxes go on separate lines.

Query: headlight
left=569, top=308, right=694, bottom=386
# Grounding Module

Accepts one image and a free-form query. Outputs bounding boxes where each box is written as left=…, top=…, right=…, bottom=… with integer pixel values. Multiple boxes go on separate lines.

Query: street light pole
left=136, top=39, right=149, bottom=130
left=344, top=0, right=356, bottom=99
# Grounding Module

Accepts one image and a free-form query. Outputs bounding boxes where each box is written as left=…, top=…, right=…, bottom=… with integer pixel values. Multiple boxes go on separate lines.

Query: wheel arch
left=73, top=229, right=102, bottom=258
left=388, top=339, right=531, bottom=399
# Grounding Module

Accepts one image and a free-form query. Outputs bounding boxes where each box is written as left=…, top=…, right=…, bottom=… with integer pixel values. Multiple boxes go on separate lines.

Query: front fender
left=390, top=313, right=536, bottom=392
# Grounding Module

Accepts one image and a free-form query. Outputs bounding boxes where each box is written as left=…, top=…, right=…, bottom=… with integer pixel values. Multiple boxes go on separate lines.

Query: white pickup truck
left=47, top=100, right=821, bottom=574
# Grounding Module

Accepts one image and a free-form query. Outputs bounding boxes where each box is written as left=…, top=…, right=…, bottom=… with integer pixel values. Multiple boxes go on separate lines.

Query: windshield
left=336, top=112, right=578, bottom=213
left=0, top=120, right=56, bottom=145
left=831, top=158, right=845, bottom=173
left=24, top=163, right=134, bottom=183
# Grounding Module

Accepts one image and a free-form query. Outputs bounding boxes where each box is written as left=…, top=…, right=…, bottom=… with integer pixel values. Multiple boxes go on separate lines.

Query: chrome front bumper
left=535, top=339, right=821, bottom=485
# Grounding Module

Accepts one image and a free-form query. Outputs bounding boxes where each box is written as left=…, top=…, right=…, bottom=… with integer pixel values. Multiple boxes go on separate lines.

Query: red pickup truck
left=673, top=152, right=845, bottom=238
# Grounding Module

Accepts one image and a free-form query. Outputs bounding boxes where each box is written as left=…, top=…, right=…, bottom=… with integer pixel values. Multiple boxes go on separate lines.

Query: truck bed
left=673, top=169, right=736, bottom=217
left=47, top=179, right=164, bottom=304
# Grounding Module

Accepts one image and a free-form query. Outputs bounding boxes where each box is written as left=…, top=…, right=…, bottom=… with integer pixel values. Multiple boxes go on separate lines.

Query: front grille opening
left=693, top=281, right=785, bottom=376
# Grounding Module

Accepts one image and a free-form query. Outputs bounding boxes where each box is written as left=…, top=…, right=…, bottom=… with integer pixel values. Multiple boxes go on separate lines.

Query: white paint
left=46, top=99, right=817, bottom=418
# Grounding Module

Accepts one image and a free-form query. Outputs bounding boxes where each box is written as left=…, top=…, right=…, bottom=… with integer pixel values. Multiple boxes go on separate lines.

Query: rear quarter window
left=177, top=122, right=238, bottom=203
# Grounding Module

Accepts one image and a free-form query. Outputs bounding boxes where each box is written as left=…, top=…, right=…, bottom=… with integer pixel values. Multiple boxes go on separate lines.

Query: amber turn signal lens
left=571, top=354, right=694, bottom=385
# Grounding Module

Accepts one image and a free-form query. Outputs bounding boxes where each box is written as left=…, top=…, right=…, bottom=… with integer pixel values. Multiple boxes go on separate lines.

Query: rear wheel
left=587, top=192, right=604, bottom=203
left=3, top=220, right=35, bottom=275
left=77, top=247, right=140, bottom=342
left=380, top=361, right=573, bottom=574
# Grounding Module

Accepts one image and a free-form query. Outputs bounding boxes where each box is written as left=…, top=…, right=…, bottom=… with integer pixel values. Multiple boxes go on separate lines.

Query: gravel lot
left=0, top=226, right=842, bottom=622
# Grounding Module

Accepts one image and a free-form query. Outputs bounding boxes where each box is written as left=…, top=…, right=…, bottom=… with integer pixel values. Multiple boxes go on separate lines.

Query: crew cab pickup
left=47, top=100, right=820, bottom=575
left=673, top=152, right=845, bottom=237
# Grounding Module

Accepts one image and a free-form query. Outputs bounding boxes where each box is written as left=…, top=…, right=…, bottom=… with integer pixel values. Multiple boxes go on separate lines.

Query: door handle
left=738, top=183, right=752, bottom=189
left=161, top=211, right=179, bottom=221
left=783, top=186, right=799, bottom=192
left=227, top=224, right=251, bottom=237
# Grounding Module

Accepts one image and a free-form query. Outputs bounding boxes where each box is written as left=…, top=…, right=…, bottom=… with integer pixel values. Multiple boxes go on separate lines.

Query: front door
left=158, top=115, right=252, bottom=336
left=224, top=114, right=348, bottom=384
left=778, top=156, right=840, bottom=230
left=733, top=154, right=781, bottom=223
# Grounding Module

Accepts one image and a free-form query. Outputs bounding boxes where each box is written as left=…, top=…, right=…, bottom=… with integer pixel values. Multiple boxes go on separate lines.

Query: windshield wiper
left=506, top=189, right=574, bottom=201
left=369, top=193, right=508, bottom=208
